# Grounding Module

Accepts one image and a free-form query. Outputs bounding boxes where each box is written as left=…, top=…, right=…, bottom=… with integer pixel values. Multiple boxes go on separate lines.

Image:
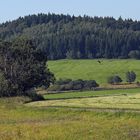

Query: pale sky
left=0, top=0, right=140, bottom=23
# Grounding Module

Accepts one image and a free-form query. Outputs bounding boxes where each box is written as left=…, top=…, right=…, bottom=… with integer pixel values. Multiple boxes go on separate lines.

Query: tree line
left=0, top=13, right=140, bottom=60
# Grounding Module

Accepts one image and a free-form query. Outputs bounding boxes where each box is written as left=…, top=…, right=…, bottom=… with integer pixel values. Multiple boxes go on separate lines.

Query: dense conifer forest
left=0, top=13, right=140, bottom=60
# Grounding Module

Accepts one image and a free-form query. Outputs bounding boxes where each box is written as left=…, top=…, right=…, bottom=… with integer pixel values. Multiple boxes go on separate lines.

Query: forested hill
left=1, top=13, right=140, bottom=60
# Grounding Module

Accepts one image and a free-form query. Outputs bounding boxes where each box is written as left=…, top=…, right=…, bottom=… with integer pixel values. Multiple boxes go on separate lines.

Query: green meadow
left=1, top=59, right=140, bottom=140
left=48, top=59, right=140, bottom=84
left=29, top=92, right=140, bottom=110
left=44, top=88, right=140, bottom=100
left=29, top=88, right=140, bottom=110
left=1, top=87, right=140, bottom=140
left=1, top=96, right=140, bottom=140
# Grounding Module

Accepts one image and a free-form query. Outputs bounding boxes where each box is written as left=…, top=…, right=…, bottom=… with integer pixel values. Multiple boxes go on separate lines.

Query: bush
left=71, top=79, right=85, bottom=90
left=25, top=91, right=44, bottom=101
left=84, top=80, right=99, bottom=89
left=113, top=76, right=122, bottom=84
left=48, top=79, right=99, bottom=91
left=47, top=85, right=62, bottom=91
left=128, top=50, right=140, bottom=59
left=126, top=71, right=136, bottom=83
left=107, top=75, right=122, bottom=84
left=60, top=84, right=73, bottom=91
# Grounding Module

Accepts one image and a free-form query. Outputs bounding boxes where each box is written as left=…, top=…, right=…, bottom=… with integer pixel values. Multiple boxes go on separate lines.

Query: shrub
left=107, top=75, right=122, bottom=84
left=47, top=85, right=62, bottom=91
left=126, top=71, right=136, bottom=83
left=60, top=83, right=73, bottom=91
left=113, top=76, right=123, bottom=84
left=48, top=79, right=99, bottom=91
left=25, top=91, right=44, bottom=101
left=128, top=50, right=140, bottom=59
left=71, top=79, right=85, bottom=90
left=84, top=80, right=99, bottom=89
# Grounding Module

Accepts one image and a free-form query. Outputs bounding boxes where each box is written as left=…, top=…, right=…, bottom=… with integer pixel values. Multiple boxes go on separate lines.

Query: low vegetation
left=48, top=79, right=99, bottom=91
left=107, top=75, right=122, bottom=84
left=48, top=59, right=140, bottom=84
left=126, top=71, right=137, bottom=83
left=1, top=97, right=140, bottom=140
left=31, top=93, right=140, bottom=110
left=107, top=71, right=136, bottom=84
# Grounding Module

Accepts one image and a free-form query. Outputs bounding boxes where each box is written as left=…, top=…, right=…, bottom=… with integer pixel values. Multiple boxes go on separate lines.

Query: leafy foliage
left=48, top=79, right=99, bottom=91
left=0, top=14, right=140, bottom=59
left=128, top=50, right=140, bottom=59
left=0, top=73, right=9, bottom=97
left=126, top=71, right=136, bottom=83
left=0, top=39, right=55, bottom=97
left=107, top=75, right=122, bottom=84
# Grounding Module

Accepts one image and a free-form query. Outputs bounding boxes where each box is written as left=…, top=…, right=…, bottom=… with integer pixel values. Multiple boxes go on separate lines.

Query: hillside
left=48, top=59, right=140, bottom=84
left=0, top=13, right=140, bottom=60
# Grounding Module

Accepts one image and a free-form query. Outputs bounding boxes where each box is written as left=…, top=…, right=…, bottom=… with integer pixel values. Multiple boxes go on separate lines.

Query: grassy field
left=48, top=59, right=140, bottom=84
left=44, top=88, right=140, bottom=100
left=1, top=97, right=140, bottom=140
left=1, top=59, right=140, bottom=140
left=29, top=93, right=140, bottom=110
left=28, top=88, right=140, bottom=110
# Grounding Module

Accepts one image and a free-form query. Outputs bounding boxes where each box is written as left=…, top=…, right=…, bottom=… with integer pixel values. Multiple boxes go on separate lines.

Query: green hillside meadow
left=48, top=59, right=140, bottom=84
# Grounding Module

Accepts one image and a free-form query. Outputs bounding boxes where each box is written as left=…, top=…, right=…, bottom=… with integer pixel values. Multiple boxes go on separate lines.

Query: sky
left=0, top=0, right=140, bottom=23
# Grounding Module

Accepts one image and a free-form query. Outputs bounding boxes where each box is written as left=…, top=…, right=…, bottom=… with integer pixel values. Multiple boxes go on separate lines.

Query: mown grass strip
left=44, top=88, right=140, bottom=100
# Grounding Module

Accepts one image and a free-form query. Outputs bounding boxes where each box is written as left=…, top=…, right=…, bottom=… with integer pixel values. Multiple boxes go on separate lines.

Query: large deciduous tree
left=0, top=38, right=55, bottom=97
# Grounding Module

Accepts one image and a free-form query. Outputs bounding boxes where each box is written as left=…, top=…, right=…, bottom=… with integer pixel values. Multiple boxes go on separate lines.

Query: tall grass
left=1, top=97, right=140, bottom=140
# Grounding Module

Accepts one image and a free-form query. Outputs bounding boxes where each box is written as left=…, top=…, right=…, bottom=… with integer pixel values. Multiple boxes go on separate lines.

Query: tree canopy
left=0, top=38, right=54, bottom=98
left=0, top=13, right=140, bottom=60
